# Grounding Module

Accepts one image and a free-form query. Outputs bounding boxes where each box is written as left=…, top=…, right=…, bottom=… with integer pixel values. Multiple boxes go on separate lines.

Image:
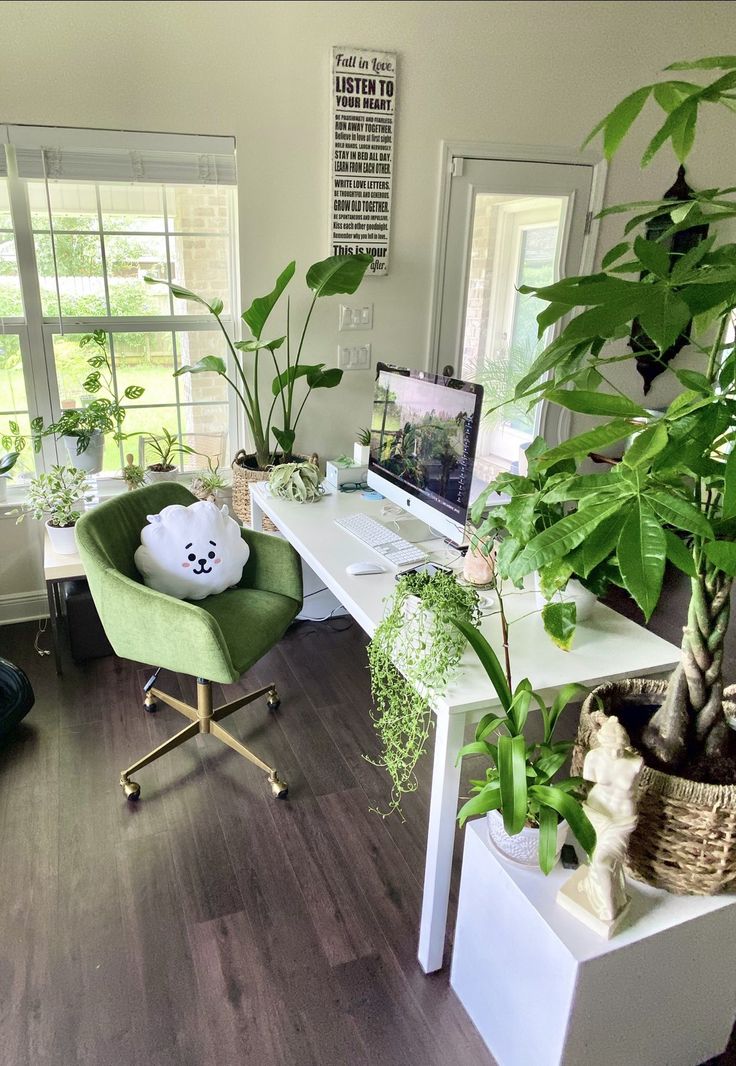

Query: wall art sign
left=330, top=46, right=396, bottom=276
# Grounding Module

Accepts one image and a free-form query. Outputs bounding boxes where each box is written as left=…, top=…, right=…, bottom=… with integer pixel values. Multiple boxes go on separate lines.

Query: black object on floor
left=63, top=579, right=114, bottom=661
left=0, top=656, right=34, bottom=741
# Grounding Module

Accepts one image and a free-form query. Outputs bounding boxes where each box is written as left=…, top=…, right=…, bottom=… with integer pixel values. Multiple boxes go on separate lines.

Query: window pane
left=0, top=232, right=23, bottom=317
left=169, top=235, right=231, bottom=314
left=175, top=331, right=229, bottom=403
left=104, top=234, right=167, bottom=315
left=0, top=178, right=12, bottom=229
left=179, top=403, right=229, bottom=469
left=0, top=412, right=34, bottom=474
left=166, top=185, right=231, bottom=233
left=131, top=411, right=188, bottom=470
left=100, top=185, right=166, bottom=232
left=53, top=332, right=100, bottom=409
left=113, top=332, right=176, bottom=407
left=0, top=334, right=28, bottom=414
left=35, top=233, right=106, bottom=316
left=28, top=180, right=99, bottom=231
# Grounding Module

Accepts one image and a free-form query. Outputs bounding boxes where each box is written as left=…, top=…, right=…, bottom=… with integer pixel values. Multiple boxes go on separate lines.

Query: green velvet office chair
left=75, top=482, right=302, bottom=801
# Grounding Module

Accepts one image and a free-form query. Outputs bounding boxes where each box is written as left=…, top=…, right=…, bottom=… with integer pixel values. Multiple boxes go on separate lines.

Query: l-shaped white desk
left=250, top=480, right=681, bottom=973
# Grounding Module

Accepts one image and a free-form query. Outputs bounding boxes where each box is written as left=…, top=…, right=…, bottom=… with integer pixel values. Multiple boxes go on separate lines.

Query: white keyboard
left=334, top=512, right=427, bottom=569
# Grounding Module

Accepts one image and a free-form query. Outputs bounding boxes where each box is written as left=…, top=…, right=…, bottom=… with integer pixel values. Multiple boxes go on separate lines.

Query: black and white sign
left=330, top=46, right=396, bottom=276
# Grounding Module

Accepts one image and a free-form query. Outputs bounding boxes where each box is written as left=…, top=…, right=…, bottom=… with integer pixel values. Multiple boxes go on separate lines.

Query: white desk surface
left=43, top=534, right=84, bottom=582
left=251, top=481, right=681, bottom=718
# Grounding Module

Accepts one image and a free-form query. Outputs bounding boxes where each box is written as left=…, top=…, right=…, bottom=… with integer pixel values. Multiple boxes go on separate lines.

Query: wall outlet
left=339, top=303, right=373, bottom=331
left=337, top=343, right=372, bottom=370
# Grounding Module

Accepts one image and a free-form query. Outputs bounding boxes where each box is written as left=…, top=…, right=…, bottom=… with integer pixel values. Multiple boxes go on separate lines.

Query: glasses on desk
left=338, top=481, right=369, bottom=493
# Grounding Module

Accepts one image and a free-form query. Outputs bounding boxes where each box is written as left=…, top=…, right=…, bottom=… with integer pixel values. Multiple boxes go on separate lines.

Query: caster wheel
left=121, top=778, right=141, bottom=801
left=269, top=772, right=288, bottom=799
left=266, top=690, right=281, bottom=713
left=144, top=698, right=158, bottom=714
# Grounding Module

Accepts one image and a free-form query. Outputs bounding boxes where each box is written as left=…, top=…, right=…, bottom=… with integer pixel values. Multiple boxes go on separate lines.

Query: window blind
left=0, top=126, right=236, bottom=185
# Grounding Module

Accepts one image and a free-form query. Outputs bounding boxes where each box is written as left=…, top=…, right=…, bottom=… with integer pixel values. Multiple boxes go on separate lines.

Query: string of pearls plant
left=366, top=568, right=480, bottom=817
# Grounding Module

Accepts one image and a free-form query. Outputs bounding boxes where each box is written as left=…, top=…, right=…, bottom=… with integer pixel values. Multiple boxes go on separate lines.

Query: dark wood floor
left=1, top=590, right=734, bottom=1066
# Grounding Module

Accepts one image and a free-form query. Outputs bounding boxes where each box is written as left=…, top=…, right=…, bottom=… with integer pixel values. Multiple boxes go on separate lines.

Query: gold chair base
left=120, top=680, right=287, bottom=801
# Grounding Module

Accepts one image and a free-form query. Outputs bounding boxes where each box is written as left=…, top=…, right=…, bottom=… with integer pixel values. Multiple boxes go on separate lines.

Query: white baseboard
left=0, top=590, right=48, bottom=626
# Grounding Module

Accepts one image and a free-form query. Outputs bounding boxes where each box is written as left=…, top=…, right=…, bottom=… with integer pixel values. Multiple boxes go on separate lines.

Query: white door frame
left=427, top=141, right=607, bottom=447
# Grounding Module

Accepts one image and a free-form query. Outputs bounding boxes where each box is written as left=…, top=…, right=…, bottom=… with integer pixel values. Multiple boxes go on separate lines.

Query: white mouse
left=346, top=560, right=387, bottom=576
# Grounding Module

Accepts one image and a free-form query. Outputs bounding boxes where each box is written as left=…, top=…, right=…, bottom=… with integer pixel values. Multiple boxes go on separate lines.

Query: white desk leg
left=250, top=491, right=264, bottom=532
left=418, top=710, right=466, bottom=973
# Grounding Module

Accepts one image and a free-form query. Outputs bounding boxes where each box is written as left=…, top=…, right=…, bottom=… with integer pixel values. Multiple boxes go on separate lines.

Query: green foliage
left=147, top=253, right=372, bottom=469
left=367, top=569, right=480, bottom=818
left=268, top=460, right=324, bottom=503
left=190, top=457, right=228, bottom=499
left=357, top=427, right=372, bottom=447
left=0, top=420, right=28, bottom=478
left=138, top=426, right=195, bottom=470
left=34, top=331, right=144, bottom=456
left=15, top=465, right=90, bottom=527
left=453, top=619, right=595, bottom=874
left=121, top=459, right=146, bottom=490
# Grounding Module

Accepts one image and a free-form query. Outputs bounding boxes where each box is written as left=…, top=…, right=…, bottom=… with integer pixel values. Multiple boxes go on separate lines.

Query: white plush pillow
left=134, top=501, right=250, bottom=601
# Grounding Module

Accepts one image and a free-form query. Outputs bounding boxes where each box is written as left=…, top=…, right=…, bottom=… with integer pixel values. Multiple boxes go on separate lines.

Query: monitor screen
left=369, top=363, right=483, bottom=528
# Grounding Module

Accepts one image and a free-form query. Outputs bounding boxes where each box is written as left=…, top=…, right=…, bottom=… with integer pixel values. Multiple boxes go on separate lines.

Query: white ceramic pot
left=353, top=442, right=371, bottom=466
left=486, top=808, right=568, bottom=868
left=63, top=430, right=105, bottom=474
left=45, top=519, right=78, bottom=556
left=534, top=575, right=596, bottom=622
left=146, top=466, right=179, bottom=483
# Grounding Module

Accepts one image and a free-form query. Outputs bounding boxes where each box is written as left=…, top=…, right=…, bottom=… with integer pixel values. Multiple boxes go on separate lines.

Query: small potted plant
left=32, top=331, right=144, bottom=473
left=0, top=419, right=29, bottom=501
left=268, top=459, right=324, bottom=503
left=354, top=427, right=372, bottom=466
left=190, top=457, right=229, bottom=503
left=122, top=453, right=146, bottom=491
left=367, top=567, right=480, bottom=817
left=139, top=428, right=195, bottom=482
left=15, top=465, right=90, bottom=555
left=453, top=617, right=595, bottom=872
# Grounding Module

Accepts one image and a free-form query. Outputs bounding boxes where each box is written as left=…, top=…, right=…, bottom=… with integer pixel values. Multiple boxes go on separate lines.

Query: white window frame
left=1, top=132, right=240, bottom=493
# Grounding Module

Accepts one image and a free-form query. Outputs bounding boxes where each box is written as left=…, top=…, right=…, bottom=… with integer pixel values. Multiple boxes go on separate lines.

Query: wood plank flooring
left=1, top=601, right=734, bottom=1066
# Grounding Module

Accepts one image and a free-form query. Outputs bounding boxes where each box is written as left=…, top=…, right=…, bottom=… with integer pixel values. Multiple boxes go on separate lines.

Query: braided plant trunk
left=644, top=568, right=732, bottom=769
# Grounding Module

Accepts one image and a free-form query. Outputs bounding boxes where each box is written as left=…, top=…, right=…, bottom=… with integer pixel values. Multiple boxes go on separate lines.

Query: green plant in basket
left=367, top=567, right=480, bottom=817
left=453, top=617, right=596, bottom=873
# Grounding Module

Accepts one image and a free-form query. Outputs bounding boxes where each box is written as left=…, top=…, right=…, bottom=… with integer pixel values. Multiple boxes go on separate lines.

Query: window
left=0, top=126, right=238, bottom=479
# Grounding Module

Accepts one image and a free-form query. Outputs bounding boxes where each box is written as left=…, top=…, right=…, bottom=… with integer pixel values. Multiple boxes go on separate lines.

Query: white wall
left=1, top=0, right=733, bottom=610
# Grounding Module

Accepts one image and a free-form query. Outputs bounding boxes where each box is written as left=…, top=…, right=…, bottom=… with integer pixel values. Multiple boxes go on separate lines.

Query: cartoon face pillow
left=134, top=500, right=250, bottom=601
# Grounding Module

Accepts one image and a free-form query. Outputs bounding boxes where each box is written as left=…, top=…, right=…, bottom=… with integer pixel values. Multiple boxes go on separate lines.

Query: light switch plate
left=339, top=304, right=373, bottom=331
left=338, top=343, right=372, bottom=370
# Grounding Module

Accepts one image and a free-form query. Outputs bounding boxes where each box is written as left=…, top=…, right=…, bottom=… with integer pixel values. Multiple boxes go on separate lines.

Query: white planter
left=534, top=575, right=596, bottom=622
left=146, top=466, right=179, bottom=483
left=486, top=808, right=568, bottom=868
left=45, top=519, right=78, bottom=555
left=63, top=430, right=104, bottom=474
left=353, top=442, right=371, bottom=466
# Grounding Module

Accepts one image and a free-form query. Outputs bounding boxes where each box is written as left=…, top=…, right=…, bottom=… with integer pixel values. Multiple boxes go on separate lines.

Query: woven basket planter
left=573, top=678, right=736, bottom=896
left=231, top=452, right=277, bottom=531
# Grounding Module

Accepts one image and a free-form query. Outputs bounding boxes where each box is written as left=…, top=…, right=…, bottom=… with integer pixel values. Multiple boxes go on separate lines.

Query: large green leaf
left=704, top=541, right=736, bottom=576
left=497, top=734, right=528, bottom=836
left=306, top=253, right=372, bottom=297
left=545, top=389, right=646, bottom=418
left=307, top=366, right=343, bottom=389
left=451, top=617, right=512, bottom=712
left=664, top=529, right=697, bottom=577
left=475, top=713, right=509, bottom=742
left=647, top=491, right=713, bottom=538
left=272, top=427, right=296, bottom=455
left=623, top=421, right=668, bottom=468
left=541, top=601, right=577, bottom=651
left=637, top=291, right=692, bottom=351
left=723, top=448, right=736, bottom=520
left=548, top=683, right=588, bottom=736
left=509, top=501, right=621, bottom=582
left=173, top=356, right=227, bottom=378
left=242, top=262, right=295, bottom=340
left=537, top=805, right=559, bottom=875
left=457, top=782, right=502, bottom=827
left=143, top=275, right=215, bottom=311
left=617, top=500, right=666, bottom=621
left=633, top=235, right=671, bottom=278
left=530, top=785, right=596, bottom=857
left=567, top=512, right=624, bottom=577
left=272, top=363, right=320, bottom=396
left=534, top=420, right=636, bottom=468
left=582, top=85, right=652, bottom=158
left=666, top=57, right=736, bottom=71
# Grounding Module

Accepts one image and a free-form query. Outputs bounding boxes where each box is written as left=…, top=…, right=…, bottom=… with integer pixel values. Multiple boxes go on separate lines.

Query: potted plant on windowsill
left=122, top=453, right=146, bottom=492
left=366, top=567, right=481, bottom=817
left=32, top=331, right=144, bottom=474
left=492, top=55, right=736, bottom=894
left=145, top=253, right=372, bottom=524
left=138, top=428, right=196, bottom=483
left=13, top=465, right=90, bottom=555
left=452, top=617, right=595, bottom=872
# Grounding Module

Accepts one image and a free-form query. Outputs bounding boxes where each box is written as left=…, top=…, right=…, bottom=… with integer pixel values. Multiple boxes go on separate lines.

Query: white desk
left=250, top=481, right=682, bottom=973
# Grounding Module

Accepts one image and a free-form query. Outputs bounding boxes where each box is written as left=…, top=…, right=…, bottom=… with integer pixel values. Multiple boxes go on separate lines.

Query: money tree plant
left=484, top=56, right=736, bottom=777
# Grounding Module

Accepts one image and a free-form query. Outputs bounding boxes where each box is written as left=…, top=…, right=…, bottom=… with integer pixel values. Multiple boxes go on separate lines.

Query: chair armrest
left=95, top=568, right=238, bottom=682
left=237, top=528, right=303, bottom=604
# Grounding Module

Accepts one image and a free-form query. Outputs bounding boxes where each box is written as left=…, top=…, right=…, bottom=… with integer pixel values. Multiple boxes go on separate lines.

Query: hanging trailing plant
left=366, top=568, right=480, bottom=817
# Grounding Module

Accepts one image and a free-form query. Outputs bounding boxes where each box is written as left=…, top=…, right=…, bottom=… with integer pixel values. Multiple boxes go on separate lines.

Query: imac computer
left=367, top=362, right=483, bottom=544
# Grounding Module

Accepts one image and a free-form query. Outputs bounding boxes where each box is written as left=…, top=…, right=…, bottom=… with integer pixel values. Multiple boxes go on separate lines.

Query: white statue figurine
left=557, top=715, right=644, bottom=938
